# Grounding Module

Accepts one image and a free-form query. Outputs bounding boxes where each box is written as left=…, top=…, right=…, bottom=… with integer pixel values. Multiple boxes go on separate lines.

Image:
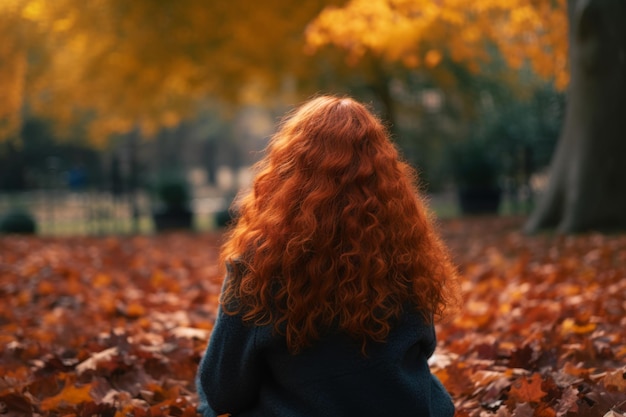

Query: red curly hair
left=220, top=95, right=459, bottom=353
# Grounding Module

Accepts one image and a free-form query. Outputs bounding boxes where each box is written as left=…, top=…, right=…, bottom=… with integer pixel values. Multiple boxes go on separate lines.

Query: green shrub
left=160, top=182, right=189, bottom=208
left=153, top=178, right=190, bottom=210
left=0, top=210, right=37, bottom=234
left=450, top=140, right=500, bottom=190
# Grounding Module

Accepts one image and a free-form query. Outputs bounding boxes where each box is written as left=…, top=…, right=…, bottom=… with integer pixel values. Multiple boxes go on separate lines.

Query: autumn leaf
left=556, top=386, right=580, bottom=416
left=39, top=380, right=93, bottom=411
left=561, top=318, right=597, bottom=335
left=470, top=370, right=508, bottom=388
left=602, top=368, right=626, bottom=392
left=512, top=402, right=535, bottom=417
left=509, top=374, right=547, bottom=404
left=0, top=393, right=34, bottom=416
left=76, top=347, right=119, bottom=375
left=434, top=364, right=474, bottom=397
left=1, top=217, right=625, bottom=416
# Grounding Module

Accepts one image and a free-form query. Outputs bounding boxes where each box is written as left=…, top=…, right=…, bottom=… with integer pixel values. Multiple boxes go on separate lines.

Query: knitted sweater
left=196, top=293, right=455, bottom=417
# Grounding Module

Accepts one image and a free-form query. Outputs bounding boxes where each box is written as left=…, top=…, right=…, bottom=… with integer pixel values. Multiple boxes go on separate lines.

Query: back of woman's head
left=221, top=95, right=458, bottom=353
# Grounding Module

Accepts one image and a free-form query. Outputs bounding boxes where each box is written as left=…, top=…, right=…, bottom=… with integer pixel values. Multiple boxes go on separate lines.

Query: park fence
left=0, top=189, right=153, bottom=236
left=0, top=187, right=229, bottom=236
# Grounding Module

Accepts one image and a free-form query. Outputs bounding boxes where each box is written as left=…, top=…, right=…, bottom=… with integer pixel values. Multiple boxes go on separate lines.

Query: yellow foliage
left=0, top=0, right=568, bottom=144
left=0, top=0, right=343, bottom=143
left=425, top=50, right=443, bottom=68
left=20, top=0, right=44, bottom=21
left=307, top=0, right=569, bottom=88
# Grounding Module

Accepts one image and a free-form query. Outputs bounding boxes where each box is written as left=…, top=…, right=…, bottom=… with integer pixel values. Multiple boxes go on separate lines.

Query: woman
left=197, top=95, right=459, bottom=416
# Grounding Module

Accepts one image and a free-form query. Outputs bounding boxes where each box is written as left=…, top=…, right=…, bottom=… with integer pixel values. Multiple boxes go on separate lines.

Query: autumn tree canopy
left=0, top=0, right=344, bottom=144
left=308, top=0, right=626, bottom=234
left=1, top=0, right=569, bottom=145
left=306, top=0, right=568, bottom=88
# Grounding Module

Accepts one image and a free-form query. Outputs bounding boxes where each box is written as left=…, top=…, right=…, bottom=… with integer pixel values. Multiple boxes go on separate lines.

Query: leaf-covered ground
left=1, top=217, right=625, bottom=417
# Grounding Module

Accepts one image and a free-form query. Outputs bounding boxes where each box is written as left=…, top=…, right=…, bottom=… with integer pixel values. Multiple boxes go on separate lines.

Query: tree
left=307, top=0, right=626, bottom=233
left=0, top=1, right=30, bottom=141
left=306, top=1, right=570, bottom=174
left=2, top=0, right=487, bottom=151
left=524, top=0, right=626, bottom=233
left=0, top=117, right=102, bottom=191
left=0, top=0, right=345, bottom=143
left=306, top=0, right=568, bottom=89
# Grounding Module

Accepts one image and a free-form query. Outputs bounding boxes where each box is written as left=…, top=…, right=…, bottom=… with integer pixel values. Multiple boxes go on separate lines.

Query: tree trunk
left=525, top=0, right=626, bottom=234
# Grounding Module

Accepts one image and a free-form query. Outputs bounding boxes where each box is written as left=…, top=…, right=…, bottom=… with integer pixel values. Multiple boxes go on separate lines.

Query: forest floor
left=1, top=216, right=625, bottom=417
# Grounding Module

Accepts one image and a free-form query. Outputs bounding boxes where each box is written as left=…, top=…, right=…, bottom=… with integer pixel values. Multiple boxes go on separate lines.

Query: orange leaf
left=561, top=318, right=596, bottom=335
left=125, top=302, right=146, bottom=318
left=470, top=370, right=508, bottom=387
left=603, top=368, right=626, bottom=391
left=509, top=374, right=546, bottom=404
left=40, top=381, right=93, bottom=411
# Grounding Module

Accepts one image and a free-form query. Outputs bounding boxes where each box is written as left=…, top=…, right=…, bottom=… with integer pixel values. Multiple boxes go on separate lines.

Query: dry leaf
left=509, top=374, right=547, bottom=403
left=2, top=218, right=625, bottom=416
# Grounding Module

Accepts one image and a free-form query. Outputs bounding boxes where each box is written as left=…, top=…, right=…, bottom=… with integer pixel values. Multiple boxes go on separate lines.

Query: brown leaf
left=3, top=218, right=626, bottom=417
left=39, top=380, right=93, bottom=411
left=75, top=347, right=119, bottom=375
left=535, top=403, right=556, bottom=417
left=512, top=402, right=534, bottom=417
left=603, top=369, right=626, bottom=392
left=0, top=393, right=34, bottom=416
left=509, top=374, right=547, bottom=404
left=556, top=386, right=579, bottom=416
left=435, top=364, right=474, bottom=397
left=578, top=388, right=626, bottom=417
left=603, top=411, right=626, bottom=417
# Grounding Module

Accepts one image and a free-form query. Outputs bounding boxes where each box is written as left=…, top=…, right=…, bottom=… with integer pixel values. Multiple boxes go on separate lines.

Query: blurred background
left=2, top=0, right=615, bottom=236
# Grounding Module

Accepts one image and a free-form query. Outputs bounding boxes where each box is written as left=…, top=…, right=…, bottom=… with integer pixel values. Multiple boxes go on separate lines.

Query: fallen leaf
left=603, top=368, right=626, bottom=391
left=76, top=347, right=119, bottom=374
left=512, top=402, right=534, bottom=417
left=39, top=381, right=93, bottom=411
left=509, top=374, right=547, bottom=403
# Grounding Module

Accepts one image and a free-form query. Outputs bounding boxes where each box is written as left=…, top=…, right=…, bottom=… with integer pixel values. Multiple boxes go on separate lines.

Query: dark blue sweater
left=196, top=294, right=455, bottom=417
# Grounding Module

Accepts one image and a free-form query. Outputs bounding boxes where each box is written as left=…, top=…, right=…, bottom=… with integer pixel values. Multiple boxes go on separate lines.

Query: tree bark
left=525, top=0, right=626, bottom=234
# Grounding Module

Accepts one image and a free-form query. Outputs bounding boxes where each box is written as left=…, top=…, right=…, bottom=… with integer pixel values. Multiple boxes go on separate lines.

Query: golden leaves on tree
left=1, top=0, right=570, bottom=144
left=0, top=0, right=340, bottom=143
left=306, top=0, right=569, bottom=89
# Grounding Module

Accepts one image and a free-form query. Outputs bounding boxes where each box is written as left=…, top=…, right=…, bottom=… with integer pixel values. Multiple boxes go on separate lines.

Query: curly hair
left=220, top=95, right=459, bottom=353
